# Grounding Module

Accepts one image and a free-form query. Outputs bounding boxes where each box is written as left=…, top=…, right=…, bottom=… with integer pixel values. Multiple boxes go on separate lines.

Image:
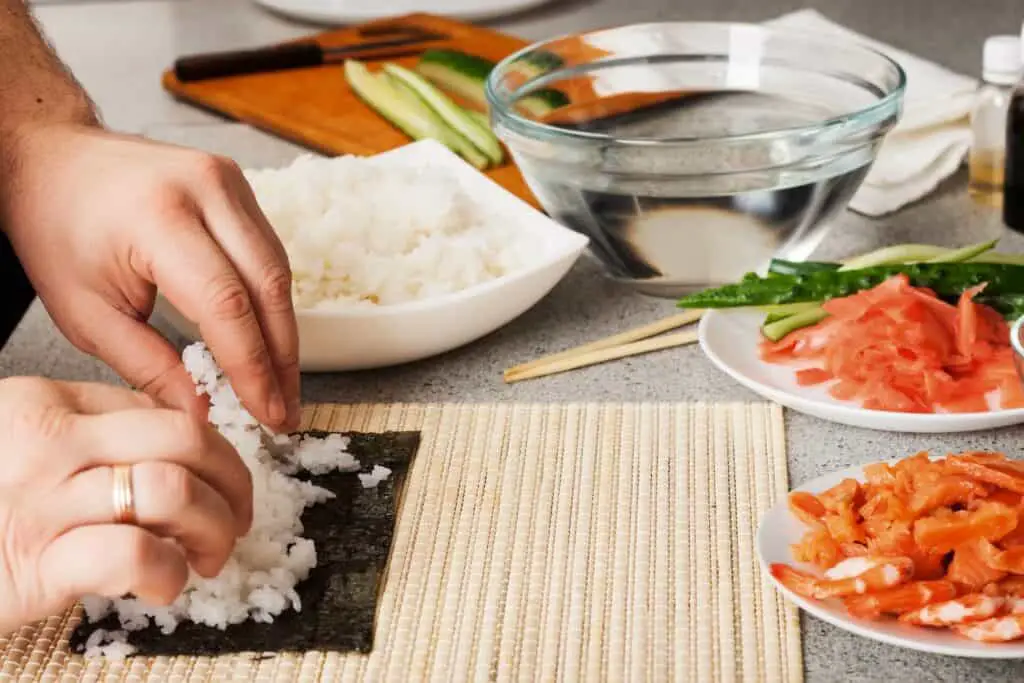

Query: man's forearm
left=0, top=0, right=97, bottom=136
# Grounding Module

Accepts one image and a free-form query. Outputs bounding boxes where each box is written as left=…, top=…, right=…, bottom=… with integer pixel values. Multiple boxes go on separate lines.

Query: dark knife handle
left=174, top=42, right=323, bottom=82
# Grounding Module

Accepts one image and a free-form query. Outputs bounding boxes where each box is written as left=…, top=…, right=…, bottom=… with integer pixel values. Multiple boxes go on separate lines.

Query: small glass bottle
left=969, top=34, right=1022, bottom=206
left=1006, top=25, right=1024, bottom=231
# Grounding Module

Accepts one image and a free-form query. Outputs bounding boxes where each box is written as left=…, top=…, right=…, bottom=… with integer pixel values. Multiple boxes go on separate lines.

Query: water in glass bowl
left=512, top=89, right=877, bottom=297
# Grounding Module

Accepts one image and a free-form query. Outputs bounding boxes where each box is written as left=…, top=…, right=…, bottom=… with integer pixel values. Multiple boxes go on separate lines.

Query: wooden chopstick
left=504, top=329, right=699, bottom=383
left=503, top=309, right=704, bottom=383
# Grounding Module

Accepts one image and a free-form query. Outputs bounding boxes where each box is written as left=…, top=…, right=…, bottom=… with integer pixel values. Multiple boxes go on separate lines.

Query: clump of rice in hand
left=80, top=343, right=363, bottom=658
left=243, top=155, right=533, bottom=310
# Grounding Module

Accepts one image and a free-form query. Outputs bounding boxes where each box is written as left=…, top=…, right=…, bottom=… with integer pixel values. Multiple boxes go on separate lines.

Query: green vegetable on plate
left=756, top=241, right=996, bottom=341
left=678, top=238, right=1024, bottom=342
left=767, top=260, right=841, bottom=277
left=680, top=262, right=1024, bottom=309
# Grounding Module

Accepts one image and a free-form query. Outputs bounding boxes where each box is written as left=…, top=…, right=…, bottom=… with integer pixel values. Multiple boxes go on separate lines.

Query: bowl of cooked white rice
left=153, top=139, right=588, bottom=371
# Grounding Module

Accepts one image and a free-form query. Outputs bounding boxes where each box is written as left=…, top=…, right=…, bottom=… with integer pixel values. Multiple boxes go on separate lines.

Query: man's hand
left=0, top=124, right=300, bottom=432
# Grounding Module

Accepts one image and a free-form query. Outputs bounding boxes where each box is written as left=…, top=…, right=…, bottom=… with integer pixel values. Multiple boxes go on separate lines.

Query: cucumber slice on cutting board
left=382, top=63, right=504, bottom=165
left=383, top=74, right=491, bottom=169
left=466, top=109, right=491, bottom=130
left=416, top=49, right=492, bottom=107
left=415, top=48, right=569, bottom=118
left=344, top=60, right=489, bottom=170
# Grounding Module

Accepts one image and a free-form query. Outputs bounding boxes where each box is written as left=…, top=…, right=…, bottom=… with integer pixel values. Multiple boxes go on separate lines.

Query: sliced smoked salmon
left=759, top=276, right=1021, bottom=413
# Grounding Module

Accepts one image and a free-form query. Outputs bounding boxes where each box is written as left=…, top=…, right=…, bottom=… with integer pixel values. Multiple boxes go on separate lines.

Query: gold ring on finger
left=111, top=464, right=136, bottom=525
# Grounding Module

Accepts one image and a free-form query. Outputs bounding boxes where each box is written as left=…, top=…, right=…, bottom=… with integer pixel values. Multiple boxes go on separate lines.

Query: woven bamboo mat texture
left=0, top=402, right=801, bottom=682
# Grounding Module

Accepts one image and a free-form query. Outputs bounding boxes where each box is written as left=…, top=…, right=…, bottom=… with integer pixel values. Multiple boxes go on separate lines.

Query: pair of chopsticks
left=174, top=24, right=447, bottom=82
left=503, top=309, right=704, bottom=384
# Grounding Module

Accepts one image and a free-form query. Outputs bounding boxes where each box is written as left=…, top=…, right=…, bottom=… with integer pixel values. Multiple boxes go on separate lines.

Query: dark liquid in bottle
left=1006, top=84, right=1024, bottom=231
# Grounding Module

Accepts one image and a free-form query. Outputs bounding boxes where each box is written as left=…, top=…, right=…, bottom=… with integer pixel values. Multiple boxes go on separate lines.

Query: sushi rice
left=81, top=342, right=382, bottom=659
left=243, top=154, right=534, bottom=311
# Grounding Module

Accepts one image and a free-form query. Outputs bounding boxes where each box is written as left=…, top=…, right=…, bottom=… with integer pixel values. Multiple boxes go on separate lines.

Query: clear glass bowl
left=485, top=22, right=906, bottom=296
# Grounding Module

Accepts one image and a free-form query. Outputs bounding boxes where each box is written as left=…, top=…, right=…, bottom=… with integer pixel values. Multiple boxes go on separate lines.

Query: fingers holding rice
left=38, top=461, right=238, bottom=578
left=40, top=525, right=190, bottom=609
left=71, top=408, right=253, bottom=536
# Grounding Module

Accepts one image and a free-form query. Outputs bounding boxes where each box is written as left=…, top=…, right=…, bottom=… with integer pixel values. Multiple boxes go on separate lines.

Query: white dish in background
left=154, top=140, right=588, bottom=372
left=251, top=0, right=557, bottom=24
left=698, top=309, right=1024, bottom=433
left=758, top=460, right=1024, bottom=659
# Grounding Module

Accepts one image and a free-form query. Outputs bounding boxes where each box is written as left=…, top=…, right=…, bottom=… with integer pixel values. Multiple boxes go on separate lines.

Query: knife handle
left=174, top=42, right=323, bottom=82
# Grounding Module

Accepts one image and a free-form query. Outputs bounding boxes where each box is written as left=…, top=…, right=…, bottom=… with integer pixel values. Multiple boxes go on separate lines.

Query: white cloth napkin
left=767, top=10, right=978, bottom=216
left=585, top=10, right=979, bottom=217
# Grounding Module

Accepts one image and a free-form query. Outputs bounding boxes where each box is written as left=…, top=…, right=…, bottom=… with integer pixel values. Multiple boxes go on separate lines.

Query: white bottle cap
left=982, top=35, right=1022, bottom=84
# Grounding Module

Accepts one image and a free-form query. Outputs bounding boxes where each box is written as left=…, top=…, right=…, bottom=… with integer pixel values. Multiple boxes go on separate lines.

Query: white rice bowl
left=153, top=140, right=589, bottom=371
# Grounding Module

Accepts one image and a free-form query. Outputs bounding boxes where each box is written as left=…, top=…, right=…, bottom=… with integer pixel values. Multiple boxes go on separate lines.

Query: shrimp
left=770, top=556, right=914, bottom=600
left=974, top=538, right=1024, bottom=574
left=844, top=580, right=958, bottom=619
left=955, top=614, right=1024, bottom=642
left=985, top=588, right=1024, bottom=614
left=898, top=594, right=1005, bottom=627
left=788, top=491, right=826, bottom=526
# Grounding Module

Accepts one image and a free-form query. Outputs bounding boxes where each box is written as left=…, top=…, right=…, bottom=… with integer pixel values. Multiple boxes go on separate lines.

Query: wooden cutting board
left=161, top=13, right=540, bottom=207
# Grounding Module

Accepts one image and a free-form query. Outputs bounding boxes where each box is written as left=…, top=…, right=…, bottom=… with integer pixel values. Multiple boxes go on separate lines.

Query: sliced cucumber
left=382, top=63, right=503, bottom=165
left=767, top=259, right=841, bottom=276
left=757, top=302, right=822, bottom=317
left=344, top=60, right=489, bottom=170
left=466, top=109, right=491, bottom=130
left=464, top=109, right=503, bottom=152
left=925, top=239, right=997, bottom=263
left=419, top=49, right=494, bottom=82
left=385, top=74, right=490, bottom=169
left=415, top=48, right=569, bottom=119
left=416, top=50, right=491, bottom=107
left=511, top=50, right=565, bottom=77
left=346, top=60, right=442, bottom=143
left=839, top=244, right=953, bottom=270
left=518, top=89, right=571, bottom=117
left=761, top=240, right=998, bottom=341
left=971, top=252, right=1024, bottom=265
left=762, top=308, right=830, bottom=342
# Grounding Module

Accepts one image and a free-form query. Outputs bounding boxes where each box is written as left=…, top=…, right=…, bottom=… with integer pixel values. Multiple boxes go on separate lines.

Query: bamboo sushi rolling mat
left=1, top=402, right=802, bottom=682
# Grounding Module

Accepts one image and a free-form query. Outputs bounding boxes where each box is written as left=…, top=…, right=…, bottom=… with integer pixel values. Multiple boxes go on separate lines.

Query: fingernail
left=287, top=395, right=301, bottom=429
left=268, top=393, right=287, bottom=428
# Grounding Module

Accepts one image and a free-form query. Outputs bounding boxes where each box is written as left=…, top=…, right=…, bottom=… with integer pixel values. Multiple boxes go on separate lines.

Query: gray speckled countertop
left=8, top=0, right=1024, bottom=679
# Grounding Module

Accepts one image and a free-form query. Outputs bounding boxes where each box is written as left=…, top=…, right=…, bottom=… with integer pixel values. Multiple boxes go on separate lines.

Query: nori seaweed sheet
left=70, top=430, right=420, bottom=657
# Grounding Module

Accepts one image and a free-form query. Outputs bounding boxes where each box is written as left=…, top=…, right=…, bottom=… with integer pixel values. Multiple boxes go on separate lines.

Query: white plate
left=251, top=0, right=557, bottom=24
left=154, top=139, right=588, bottom=372
left=698, top=309, right=1024, bottom=434
left=758, top=459, right=1024, bottom=659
